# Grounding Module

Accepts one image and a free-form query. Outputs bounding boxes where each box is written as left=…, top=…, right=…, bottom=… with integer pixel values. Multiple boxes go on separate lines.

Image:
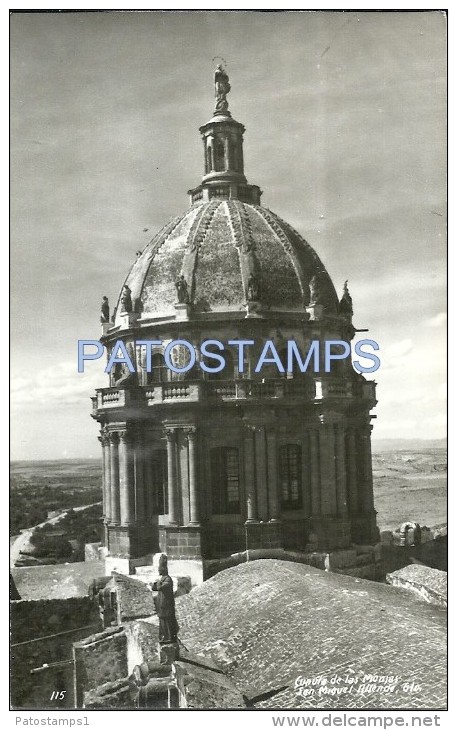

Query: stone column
left=239, top=138, right=244, bottom=172
left=187, top=428, right=199, bottom=525
left=98, top=434, right=106, bottom=520
left=109, top=433, right=120, bottom=524
left=232, top=134, right=239, bottom=173
left=224, top=135, right=230, bottom=171
left=309, top=429, right=320, bottom=515
left=360, top=425, right=375, bottom=513
left=99, top=432, right=111, bottom=522
left=208, top=135, right=214, bottom=171
left=346, top=427, right=358, bottom=514
left=255, top=426, right=268, bottom=521
left=243, top=425, right=258, bottom=523
left=203, top=137, right=208, bottom=175
left=266, top=429, right=280, bottom=521
left=134, top=432, right=146, bottom=523
left=334, top=424, right=348, bottom=516
left=143, top=439, right=153, bottom=520
left=318, top=420, right=337, bottom=515
left=119, top=430, right=135, bottom=525
left=165, top=428, right=178, bottom=526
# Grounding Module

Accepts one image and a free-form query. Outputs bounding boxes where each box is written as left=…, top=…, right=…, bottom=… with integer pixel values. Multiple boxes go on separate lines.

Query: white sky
left=10, top=10, right=446, bottom=460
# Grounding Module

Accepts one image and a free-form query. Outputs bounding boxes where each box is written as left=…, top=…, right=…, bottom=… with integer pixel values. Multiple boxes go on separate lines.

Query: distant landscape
left=10, top=441, right=447, bottom=565
left=10, top=460, right=103, bottom=566
left=372, top=447, right=446, bottom=531
left=10, top=460, right=102, bottom=536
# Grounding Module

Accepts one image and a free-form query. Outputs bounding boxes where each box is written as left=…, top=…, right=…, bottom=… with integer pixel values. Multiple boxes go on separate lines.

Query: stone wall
left=203, top=522, right=246, bottom=557
left=10, top=597, right=100, bottom=709
left=386, top=564, right=447, bottom=608
left=124, top=619, right=159, bottom=673
left=380, top=532, right=447, bottom=575
left=203, top=545, right=382, bottom=581
left=73, top=618, right=160, bottom=706
left=84, top=678, right=132, bottom=708
left=73, top=626, right=128, bottom=705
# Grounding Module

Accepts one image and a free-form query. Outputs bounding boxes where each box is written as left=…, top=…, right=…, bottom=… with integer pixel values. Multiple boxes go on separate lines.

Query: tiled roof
left=116, top=200, right=338, bottom=321
left=176, top=559, right=446, bottom=709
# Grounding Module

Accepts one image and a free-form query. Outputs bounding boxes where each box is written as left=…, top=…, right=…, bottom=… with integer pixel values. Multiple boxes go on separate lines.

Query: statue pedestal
left=306, top=304, right=325, bottom=321
left=119, top=311, right=140, bottom=329
left=245, top=301, right=263, bottom=318
left=158, top=642, right=179, bottom=665
left=174, top=302, right=191, bottom=321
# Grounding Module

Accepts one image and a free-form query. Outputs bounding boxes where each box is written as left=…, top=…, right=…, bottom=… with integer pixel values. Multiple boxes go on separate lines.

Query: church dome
left=114, top=199, right=338, bottom=323
left=111, top=66, right=339, bottom=326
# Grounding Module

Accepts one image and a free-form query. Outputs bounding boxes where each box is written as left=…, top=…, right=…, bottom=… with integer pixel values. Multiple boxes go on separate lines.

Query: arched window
left=327, top=342, right=348, bottom=377
left=210, top=447, right=240, bottom=514
left=206, top=144, right=213, bottom=173
left=148, top=353, right=169, bottom=384
left=279, top=444, right=302, bottom=509
left=150, top=450, right=168, bottom=515
left=214, top=138, right=225, bottom=172
left=259, top=346, right=286, bottom=380
left=203, top=345, right=234, bottom=381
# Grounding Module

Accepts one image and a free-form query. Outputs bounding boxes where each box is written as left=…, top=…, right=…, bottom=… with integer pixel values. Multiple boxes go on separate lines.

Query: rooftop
left=12, top=560, right=105, bottom=600
left=176, top=559, right=446, bottom=709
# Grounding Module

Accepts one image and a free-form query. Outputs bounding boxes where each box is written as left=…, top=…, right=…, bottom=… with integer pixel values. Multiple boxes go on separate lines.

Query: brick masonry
left=159, top=525, right=202, bottom=559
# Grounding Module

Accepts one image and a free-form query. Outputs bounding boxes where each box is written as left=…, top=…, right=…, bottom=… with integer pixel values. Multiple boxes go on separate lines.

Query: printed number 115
left=50, top=690, right=66, bottom=700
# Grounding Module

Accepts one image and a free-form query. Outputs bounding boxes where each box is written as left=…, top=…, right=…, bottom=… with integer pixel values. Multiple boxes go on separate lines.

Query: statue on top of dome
left=214, top=64, right=231, bottom=114
left=100, top=296, right=110, bottom=323
left=175, top=274, right=189, bottom=304
left=120, top=285, right=133, bottom=313
left=247, top=272, right=261, bottom=302
left=339, top=280, right=353, bottom=318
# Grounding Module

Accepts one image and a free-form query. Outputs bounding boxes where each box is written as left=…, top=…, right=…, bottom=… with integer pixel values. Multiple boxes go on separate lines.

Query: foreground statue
left=151, top=554, right=179, bottom=645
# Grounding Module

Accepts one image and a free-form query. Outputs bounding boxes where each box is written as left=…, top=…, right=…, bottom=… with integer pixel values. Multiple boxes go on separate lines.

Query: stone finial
left=214, top=64, right=231, bottom=114
left=339, top=279, right=353, bottom=317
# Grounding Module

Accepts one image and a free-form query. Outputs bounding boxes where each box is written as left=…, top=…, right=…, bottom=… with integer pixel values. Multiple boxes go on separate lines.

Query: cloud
left=385, top=339, right=414, bottom=358
left=425, top=312, right=447, bottom=328
left=11, top=361, right=106, bottom=408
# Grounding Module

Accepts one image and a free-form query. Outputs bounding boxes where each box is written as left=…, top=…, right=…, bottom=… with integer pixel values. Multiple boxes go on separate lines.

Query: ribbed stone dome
left=114, top=199, right=338, bottom=323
